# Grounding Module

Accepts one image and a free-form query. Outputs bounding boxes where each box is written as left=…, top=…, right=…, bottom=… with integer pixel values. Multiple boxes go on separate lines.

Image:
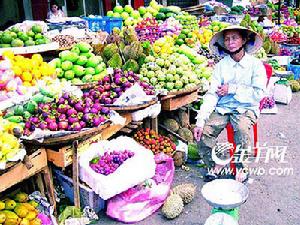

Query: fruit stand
left=0, top=0, right=300, bottom=224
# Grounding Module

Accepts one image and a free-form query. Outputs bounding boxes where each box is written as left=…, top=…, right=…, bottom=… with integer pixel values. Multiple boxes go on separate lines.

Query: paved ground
left=97, top=92, right=300, bottom=225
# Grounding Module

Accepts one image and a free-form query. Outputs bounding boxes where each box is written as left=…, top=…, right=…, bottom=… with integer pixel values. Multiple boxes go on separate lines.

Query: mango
left=0, top=201, right=5, bottom=210
left=1, top=211, right=18, bottom=220
left=28, top=201, right=38, bottom=209
left=4, top=199, right=16, bottom=210
left=29, top=218, right=41, bottom=225
left=25, top=211, right=36, bottom=221
left=4, top=218, right=20, bottom=225
left=20, top=218, right=29, bottom=225
left=0, top=212, right=6, bottom=223
left=20, top=204, right=34, bottom=212
left=14, top=205, right=29, bottom=218
left=14, top=193, right=28, bottom=203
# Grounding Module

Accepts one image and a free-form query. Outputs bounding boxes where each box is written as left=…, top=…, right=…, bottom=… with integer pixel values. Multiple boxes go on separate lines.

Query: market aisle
left=97, top=93, right=300, bottom=225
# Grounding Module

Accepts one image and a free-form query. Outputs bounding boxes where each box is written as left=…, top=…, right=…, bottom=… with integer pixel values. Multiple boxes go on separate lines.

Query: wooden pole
left=72, top=140, right=80, bottom=208
left=278, top=0, right=281, bottom=25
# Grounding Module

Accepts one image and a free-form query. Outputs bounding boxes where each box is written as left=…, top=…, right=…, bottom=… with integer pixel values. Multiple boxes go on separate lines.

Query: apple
left=138, top=6, right=147, bottom=16
left=166, top=74, right=174, bottom=82
left=150, top=77, right=158, bottom=85
left=124, top=5, right=133, bottom=14
left=121, top=12, right=129, bottom=20
left=113, top=12, right=121, bottom=18
left=131, top=10, right=140, bottom=19
left=143, top=12, right=153, bottom=19
left=113, top=5, right=123, bottom=13
left=107, top=11, right=114, bottom=17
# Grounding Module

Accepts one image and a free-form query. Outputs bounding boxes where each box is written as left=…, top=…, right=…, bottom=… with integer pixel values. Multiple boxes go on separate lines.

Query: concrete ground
left=97, top=92, right=300, bottom=225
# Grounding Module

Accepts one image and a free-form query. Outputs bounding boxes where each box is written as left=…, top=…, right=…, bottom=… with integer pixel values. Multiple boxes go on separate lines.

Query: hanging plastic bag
left=106, top=153, right=175, bottom=223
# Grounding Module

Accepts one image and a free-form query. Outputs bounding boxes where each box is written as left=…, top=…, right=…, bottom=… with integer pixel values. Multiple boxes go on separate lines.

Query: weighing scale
left=201, top=179, right=249, bottom=225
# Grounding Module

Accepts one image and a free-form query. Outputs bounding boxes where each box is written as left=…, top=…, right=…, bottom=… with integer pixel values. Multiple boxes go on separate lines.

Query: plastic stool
left=226, top=123, right=258, bottom=174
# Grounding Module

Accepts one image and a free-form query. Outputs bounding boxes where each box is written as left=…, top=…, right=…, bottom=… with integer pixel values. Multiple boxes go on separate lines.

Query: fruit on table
left=206, top=21, right=229, bottom=34
left=90, top=150, right=135, bottom=175
left=133, top=128, right=176, bottom=156
left=240, top=14, right=263, bottom=34
left=135, top=18, right=163, bottom=44
left=3, top=52, right=56, bottom=87
left=108, top=4, right=142, bottom=26
left=84, top=69, right=154, bottom=105
left=0, top=118, right=21, bottom=163
left=152, top=36, right=175, bottom=55
left=0, top=25, right=49, bottom=48
left=23, top=91, right=111, bottom=135
left=50, top=42, right=107, bottom=84
left=139, top=53, right=203, bottom=92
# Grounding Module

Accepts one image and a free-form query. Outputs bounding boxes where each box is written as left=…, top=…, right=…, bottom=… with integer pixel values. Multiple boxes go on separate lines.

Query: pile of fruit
left=0, top=25, right=49, bottom=48
left=152, top=36, right=175, bottom=55
left=50, top=42, right=107, bottom=84
left=90, top=150, right=135, bottom=175
left=139, top=53, right=200, bottom=92
left=263, top=36, right=280, bottom=55
left=280, top=25, right=300, bottom=38
left=268, top=58, right=281, bottom=70
left=230, top=5, right=244, bottom=15
left=269, top=29, right=288, bottom=43
left=23, top=92, right=110, bottom=135
left=133, top=128, right=176, bottom=156
left=84, top=69, right=155, bottom=105
left=0, top=192, right=41, bottom=225
left=0, top=118, right=22, bottom=163
left=260, top=96, right=275, bottom=109
left=3, top=86, right=58, bottom=127
left=240, top=14, right=263, bottom=34
left=155, top=6, right=181, bottom=21
left=159, top=18, right=182, bottom=36
left=107, top=5, right=142, bottom=27
left=194, top=28, right=213, bottom=45
left=175, top=14, right=199, bottom=47
left=135, top=18, right=163, bottom=44
left=101, top=27, right=147, bottom=73
left=5, top=52, right=55, bottom=87
left=254, top=47, right=268, bottom=61
left=206, top=21, right=229, bottom=34
left=0, top=59, right=29, bottom=102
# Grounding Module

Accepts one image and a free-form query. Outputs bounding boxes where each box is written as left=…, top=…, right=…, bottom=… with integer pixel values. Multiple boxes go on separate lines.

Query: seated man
left=194, top=25, right=267, bottom=182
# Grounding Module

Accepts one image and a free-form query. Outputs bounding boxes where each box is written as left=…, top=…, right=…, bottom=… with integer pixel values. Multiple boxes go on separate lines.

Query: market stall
left=0, top=0, right=300, bottom=224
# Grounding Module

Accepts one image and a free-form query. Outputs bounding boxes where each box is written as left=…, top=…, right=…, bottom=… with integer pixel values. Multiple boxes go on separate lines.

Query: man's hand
left=216, top=84, right=229, bottom=97
left=193, top=127, right=203, bottom=142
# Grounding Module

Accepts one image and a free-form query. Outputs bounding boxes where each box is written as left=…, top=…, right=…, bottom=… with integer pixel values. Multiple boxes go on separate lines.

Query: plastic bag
left=79, top=136, right=156, bottom=200
left=106, top=153, right=175, bottom=223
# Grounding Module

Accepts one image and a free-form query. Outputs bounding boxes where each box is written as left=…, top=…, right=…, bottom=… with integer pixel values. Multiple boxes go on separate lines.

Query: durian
left=161, top=193, right=184, bottom=219
left=172, top=183, right=196, bottom=204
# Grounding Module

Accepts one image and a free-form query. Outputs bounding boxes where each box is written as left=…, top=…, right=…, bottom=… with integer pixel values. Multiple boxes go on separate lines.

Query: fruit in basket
left=0, top=25, right=49, bottom=48
left=85, top=69, right=154, bottom=105
left=133, top=128, right=176, bottom=156
left=289, top=80, right=300, bottom=92
left=4, top=200, right=17, bottom=210
left=22, top=91, right=110, bottom=135
left=90, top=150, right=135, bottom=175
left=52, top=43, right=107, bottom=83
left=14, top=205, right=29, bottom=218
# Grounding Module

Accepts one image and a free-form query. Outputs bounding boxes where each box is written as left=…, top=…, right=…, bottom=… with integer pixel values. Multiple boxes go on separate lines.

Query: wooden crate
left=0, top=149, right=47, bottom=192
left=46, top=113, right=132, bottom=168
left=161, top=91, right=198, bottom=111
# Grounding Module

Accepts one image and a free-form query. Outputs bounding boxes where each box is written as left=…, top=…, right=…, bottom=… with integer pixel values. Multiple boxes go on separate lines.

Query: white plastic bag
left=131, top=103, right=161, bottom=121
left=79, top=136, right=156, bottom=200
left=274, top=82, right=292, bottom=104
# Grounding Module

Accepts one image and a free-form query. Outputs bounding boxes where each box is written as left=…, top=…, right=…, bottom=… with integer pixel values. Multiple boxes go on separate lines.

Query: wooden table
left=0, top=149, right=56, bottom=211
